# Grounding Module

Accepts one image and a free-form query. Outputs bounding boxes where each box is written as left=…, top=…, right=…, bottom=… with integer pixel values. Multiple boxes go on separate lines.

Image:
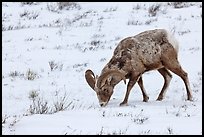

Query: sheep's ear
left=85, top=69, right=96, bottom=91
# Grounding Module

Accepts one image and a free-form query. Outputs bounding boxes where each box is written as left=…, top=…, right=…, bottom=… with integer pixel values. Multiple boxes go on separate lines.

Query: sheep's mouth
left=99, top=101, right=108, bottom=107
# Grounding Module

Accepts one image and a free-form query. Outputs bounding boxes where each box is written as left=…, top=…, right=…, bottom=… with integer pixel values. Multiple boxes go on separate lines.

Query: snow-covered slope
left=2, top=2, right=202, bottom=135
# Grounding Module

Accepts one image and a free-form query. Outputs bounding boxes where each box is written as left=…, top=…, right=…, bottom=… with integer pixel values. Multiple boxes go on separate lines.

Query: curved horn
left=85, top=69, right=96, bottom=90
left=97, top=70, right=126, bottom=88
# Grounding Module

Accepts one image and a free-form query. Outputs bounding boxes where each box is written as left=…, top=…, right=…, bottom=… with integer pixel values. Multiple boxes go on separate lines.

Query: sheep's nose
left=100, top=102, right=106, bottom=107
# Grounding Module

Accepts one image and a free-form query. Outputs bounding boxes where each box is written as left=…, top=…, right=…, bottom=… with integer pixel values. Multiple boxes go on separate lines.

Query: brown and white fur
left=85, top=29, right=193, bottom=107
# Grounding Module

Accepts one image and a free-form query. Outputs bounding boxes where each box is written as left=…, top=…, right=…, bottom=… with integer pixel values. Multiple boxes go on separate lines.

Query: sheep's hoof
left=143, top=96, right=149, bottom=102
left=156, top=96, right=163, bottom=101
left=187, top=96, right=193, bottom=101
left=119, top=102, right=128, bottom=106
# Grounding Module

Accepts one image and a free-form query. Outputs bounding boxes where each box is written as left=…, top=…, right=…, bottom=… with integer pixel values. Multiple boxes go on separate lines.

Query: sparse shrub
left=127, top=20, right=143, bottom=25
left=130, top=109, right=149, bottom=124
left=167, top=127, right=174, bottom=134
left=25, top=69, right=38, bottom=80
left=47, top=2, right=81, bottom=12
left=138, top=130, right=151, bottom=135
left=47, top=3, right=60, bottom=13
left=54, top=45, right=63, bottom=50
left=107, top=130, right=127, bottom=135
left=2, top=22, right=29, bottom=31
left=131, top=116, right=149, bottom=124
left=21, top=2, right=38, bottom=6
left=133, top=4, right=141, bottom=10
left=28, top=90, right=50, bottom=114
left=2, top=115, right=8, bottom=125
left=97, top=126, right=128, bottom=135
left=28, top=90, right=39, bottom=99
left=102, top=111, right=106, bottom=117
left=2, top=3, right=8, bottom=7
left=90, top=40, right=101, bottom=46
left=175, top=15, right=182, bottom=21
left=188, top=47, right=200, bottom=54
left=54, top=19, right=63, bottom=27
left=113, top=112, right=133, bottom=117
left=100, top=58, right=106, bottom=62
left=2, top=13, right=10, bottom=22
left=29, top=97, right=49, bottom=114
left=91, top=34, right=105, bottom=39
left=73, top=63, right=88, bottom=69
left=199, top=3, right=202, bottom=8
left=160, top=7, right=167, bottom=14
left=52, top=92, right=72, bottom=113
left=73, top=63, right=88, bottom=72
left=177, top=29, right=191, bottom=35
left=8, top=115, right=21, bottom=132
left=145, top=18, right=158, bottom=25
left=20, top=10, right=29, bottom=18
left=58, top=2, right=81, bottom=10
left=9, top=71, right=20, bottom=78
left=72, top=10, right=92, bottom=23
left=148, top=4, right=161, bottom=17
left=98, top=126, right=105, bottom=135
left=25, top=37, right=34, bottom=41
left=114, top=36, right=121, bottom=41
left=20, top=10, right=39, bottom=20
left=79, top=20, right=93, bottom=27
left=168, top=2, right=191, bottom=8
left=48, top=60, right=63, bottom=71
left=28, top=89, right=72, bottom=114
left=82, top=39, right=106, bottom=52
left=103, top=7, right=117, bottom=12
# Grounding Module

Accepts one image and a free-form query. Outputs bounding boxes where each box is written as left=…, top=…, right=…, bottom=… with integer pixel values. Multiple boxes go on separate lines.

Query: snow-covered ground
left=2, top=2, right=202, bottom=135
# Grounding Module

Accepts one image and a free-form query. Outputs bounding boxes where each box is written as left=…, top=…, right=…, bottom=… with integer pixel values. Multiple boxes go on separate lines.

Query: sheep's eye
left=104, top=88, right=108, bottom=93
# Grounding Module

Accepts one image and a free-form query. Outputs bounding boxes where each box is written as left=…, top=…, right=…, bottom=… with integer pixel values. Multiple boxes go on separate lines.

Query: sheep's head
left=85, top=69, right=126, bottom=107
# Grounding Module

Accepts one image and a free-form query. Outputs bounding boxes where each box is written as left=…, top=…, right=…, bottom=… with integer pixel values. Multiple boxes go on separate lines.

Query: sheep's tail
left=166, top=30, right=179, bottom=53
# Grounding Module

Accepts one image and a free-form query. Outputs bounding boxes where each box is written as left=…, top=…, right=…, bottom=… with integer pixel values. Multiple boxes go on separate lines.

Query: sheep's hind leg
left=164, top=60, right=193, bottom=101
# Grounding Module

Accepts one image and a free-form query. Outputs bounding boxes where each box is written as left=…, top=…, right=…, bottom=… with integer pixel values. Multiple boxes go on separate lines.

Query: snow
left=2, top=2, right=202, bottom=135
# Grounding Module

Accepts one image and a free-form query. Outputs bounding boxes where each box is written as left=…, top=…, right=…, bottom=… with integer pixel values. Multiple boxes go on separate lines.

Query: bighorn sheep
left=85, top=29, right=193, bottom=107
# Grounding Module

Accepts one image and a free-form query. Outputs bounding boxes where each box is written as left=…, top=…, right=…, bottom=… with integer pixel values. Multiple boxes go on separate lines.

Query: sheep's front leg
left=138, top=76, right=149, bottom=102
left=156, top=68, right=172, bottom=101
left=120, top=75, right=139, bottom=106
